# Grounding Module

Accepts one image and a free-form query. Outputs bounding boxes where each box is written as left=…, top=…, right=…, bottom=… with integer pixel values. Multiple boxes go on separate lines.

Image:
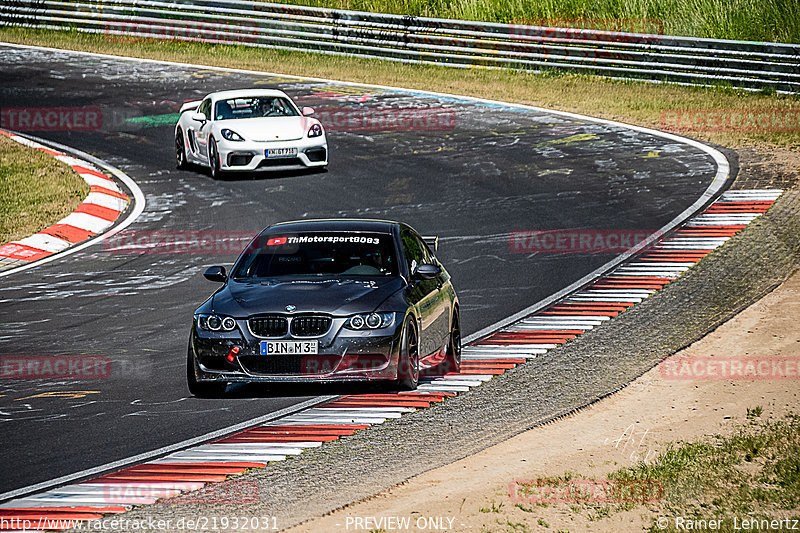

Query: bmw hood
left=211, top=277, right=405, bottom=317
left=218, top=117, right=305, bottom=142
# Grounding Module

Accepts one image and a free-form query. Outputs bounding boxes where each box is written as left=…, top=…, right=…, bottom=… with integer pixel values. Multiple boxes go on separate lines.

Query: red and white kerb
left=0, top=130, right=129, bottom=269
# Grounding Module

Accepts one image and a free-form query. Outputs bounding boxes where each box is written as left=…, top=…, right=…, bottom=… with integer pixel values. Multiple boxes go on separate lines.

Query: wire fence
left=2, top=0, right=798, bottom=93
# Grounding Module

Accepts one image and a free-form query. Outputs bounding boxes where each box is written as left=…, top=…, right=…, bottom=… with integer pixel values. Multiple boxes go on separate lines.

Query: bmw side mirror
left=414, top=263, right=441, bottom=280
left=302, top=106, right=315, bottom=116
left=191, top=112, right=207, bottom=123
left=204, top=266, right=227, bottom=283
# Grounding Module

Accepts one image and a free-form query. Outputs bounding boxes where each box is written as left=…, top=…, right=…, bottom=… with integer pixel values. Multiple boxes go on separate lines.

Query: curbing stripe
left=89, top=185, right=126, bottom=198
left=73, top=203, right=124, bottom=222
left=39, top=224, right=97, bottom=244
left=0, top=129, right=132, bottom=273
left=15, top=234, right=71, bottom=254
left=56, top=213, right=113, bottom=234
left=79, top=174, right=116, bottom=188
left=83, top=193, right=127, bottom=212
left=0, top=243, right=52, bottom=262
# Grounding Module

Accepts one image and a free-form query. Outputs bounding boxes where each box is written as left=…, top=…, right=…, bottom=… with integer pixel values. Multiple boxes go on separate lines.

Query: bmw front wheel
left=187, top=343, right=227, bottom=398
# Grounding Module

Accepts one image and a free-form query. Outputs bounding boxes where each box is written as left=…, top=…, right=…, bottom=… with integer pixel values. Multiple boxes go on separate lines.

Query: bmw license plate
left=261, top=340, right=318, bottom=355
left=265, top=147, right=297, bottom=159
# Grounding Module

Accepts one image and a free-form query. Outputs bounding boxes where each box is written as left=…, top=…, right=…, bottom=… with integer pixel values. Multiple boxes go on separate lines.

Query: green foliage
left=0, top=136, right=90, bottom=244
left=268, top=0, right=800, bottom=43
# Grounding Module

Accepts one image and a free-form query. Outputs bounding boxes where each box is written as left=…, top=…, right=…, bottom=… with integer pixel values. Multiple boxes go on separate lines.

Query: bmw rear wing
left=422, top=235, right=438, bottom=252
left=180, top=100, right=202, bottom=114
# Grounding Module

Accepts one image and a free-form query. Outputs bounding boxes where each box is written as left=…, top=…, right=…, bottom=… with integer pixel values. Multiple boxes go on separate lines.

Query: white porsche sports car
left=175, top=89, right=328, bottom=178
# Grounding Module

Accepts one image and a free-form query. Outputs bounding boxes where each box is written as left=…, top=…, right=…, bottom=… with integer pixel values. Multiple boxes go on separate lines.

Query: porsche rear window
left=231, top=233, right=398, bottom=279
left=214, top=96, right=299, bottom=120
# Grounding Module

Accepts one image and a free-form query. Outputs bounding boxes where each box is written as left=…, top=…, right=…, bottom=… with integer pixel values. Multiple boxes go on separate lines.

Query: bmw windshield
left=231, top=232, right=399, bottom=280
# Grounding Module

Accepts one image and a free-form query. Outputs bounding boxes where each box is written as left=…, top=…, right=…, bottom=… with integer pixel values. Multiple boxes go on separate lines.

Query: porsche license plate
left=261, top=340, right=318, bottom=355
left=265, top=147, right=298, bottom=159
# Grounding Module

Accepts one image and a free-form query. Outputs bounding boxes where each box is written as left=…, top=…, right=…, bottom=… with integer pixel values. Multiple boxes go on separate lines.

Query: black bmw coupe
left=188, top=219, right=461, bottom=396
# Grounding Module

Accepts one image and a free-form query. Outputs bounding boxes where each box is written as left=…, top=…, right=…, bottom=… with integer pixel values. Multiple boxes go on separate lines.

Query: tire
left=175, top=128, right=187, bottom=169
left=396, top=320, right=419, bottom=391
left=444, top=307, right=462, bottom=374
left=187, top=343, right=227, bottom=398
left=208, top=137, right=224, bottom=180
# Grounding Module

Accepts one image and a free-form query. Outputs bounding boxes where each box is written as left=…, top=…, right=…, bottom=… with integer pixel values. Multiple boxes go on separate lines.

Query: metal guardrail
left=2, top=0, right=798, bottom=93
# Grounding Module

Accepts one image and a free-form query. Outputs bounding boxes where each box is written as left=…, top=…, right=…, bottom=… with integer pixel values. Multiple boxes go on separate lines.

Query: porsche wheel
left=396, top=320, right=419, bottom=391
left=187, top=343, right=227, bottom=398
left=208, top=137, right=224, bottom=180
left=175, top=129, right=187, bottom=170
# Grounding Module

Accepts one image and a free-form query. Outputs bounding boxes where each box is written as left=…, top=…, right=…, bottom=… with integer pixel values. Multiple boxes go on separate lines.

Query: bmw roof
left=259, top=219, right=399, bottom=235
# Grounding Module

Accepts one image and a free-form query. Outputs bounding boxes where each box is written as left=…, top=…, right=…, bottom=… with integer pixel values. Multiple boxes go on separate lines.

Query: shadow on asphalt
left=222, top=380, right=399, bottom=399
left=201, top=166, right=328, bottom=182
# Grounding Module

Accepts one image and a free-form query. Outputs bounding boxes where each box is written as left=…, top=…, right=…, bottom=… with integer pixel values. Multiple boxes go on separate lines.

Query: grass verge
left=501, top=412, right=800, bottom=533
left=261, top=0, right=800, bottom=44
left=2, top=27, right=800, bottom=153
left=0, top=134, right=89, bottom=244
left=617, top=412, right=800, bottom=532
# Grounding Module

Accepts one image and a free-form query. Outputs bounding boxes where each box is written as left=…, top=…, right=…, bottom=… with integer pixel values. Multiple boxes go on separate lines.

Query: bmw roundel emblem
left=285, top=305, right=296, bottom=312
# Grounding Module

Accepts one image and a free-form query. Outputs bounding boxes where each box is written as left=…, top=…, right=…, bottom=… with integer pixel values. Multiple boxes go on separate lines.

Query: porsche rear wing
left=179, top=100, right=202, bottom=114
left=422, top=235, right=438, bottom=252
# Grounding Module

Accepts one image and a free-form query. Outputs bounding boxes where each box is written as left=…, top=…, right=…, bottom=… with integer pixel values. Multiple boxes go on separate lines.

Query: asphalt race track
left=0, top=45, right=722, bottom=496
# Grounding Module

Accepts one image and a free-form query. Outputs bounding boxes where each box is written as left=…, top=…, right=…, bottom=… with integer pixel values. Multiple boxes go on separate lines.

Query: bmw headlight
left=196, top=314, right=237, bottom=332
left=307, top=123, right=323, bottom=138
left=221, top=129, right=244, bottom=142
left=344, top=312, right=395, bottom=330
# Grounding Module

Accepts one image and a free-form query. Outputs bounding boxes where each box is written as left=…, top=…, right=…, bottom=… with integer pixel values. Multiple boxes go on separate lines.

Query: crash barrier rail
left=2, top=0, right=799, bottom=93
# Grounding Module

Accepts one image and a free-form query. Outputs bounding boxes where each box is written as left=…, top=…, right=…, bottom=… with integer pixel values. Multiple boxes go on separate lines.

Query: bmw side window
left=418, top=235, right=433, bottom=264
left=401, top=229, right=426, bottom=276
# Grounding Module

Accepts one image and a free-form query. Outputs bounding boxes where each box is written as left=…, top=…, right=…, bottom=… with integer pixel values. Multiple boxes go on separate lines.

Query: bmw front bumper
left=190, top=316, right=404, bottom=384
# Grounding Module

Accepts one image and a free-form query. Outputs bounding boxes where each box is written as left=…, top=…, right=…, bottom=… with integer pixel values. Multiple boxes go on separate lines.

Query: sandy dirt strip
left=285, top=268, right=800, bottom=533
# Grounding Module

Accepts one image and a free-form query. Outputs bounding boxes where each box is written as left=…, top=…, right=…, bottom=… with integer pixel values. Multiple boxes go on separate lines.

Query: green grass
left=264, top=0, right=800, bottom=43
left=747, top=405, right=764, bottom=419
left=608, top=414, right=800, bottom=532
left=0, top=134, right=89, bottom=244
left=480, top=500, right=505, bottom=513
left=494, top=414, right=800, bottom=532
